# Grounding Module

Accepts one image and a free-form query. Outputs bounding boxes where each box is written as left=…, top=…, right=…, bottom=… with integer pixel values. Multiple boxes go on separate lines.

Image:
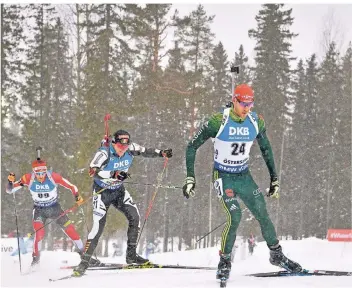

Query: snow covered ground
left=1, top=237, right=351, bottom=288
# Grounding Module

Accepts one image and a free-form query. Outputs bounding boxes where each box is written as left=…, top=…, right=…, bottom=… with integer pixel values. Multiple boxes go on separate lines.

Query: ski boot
left=216, top=252, right=231, bottom=279
left=269, top=244, right=302, bottom=272
left=216, top=252, right=231, bottom=287
left=31, top=255, right=40, bottom=267
left=126, top=245, right=149, bottom=264
left=72, top=259, right=89, bottom=277
left=89, top=257, right=101, bottom=267
left=78, top=250, right=101, bottom=267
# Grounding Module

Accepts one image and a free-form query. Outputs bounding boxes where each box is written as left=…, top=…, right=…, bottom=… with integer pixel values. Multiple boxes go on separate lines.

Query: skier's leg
left=73, top=190, right=111, bottom=276
left=213, top=175, right=241, bottom=280
left=113, top=188, right=149, bottom=264
left=32, top=207, right=46, bottom=266
left=239, top=173, right=301, bottom=272
left=236, top=174, right=278, bottom=246
left=55, top=205, right=84, bottom=253
left=213, top=177, right=242, bottom=255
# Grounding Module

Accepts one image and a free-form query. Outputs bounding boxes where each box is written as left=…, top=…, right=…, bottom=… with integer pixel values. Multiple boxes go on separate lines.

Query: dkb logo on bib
left=229, top=127, right=249, bottom=136
left=114, top=160, right=129, bottom=169
left=36, top=184, right=50, bottom=190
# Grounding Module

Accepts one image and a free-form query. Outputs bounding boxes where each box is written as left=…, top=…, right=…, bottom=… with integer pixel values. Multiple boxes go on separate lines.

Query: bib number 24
left=231, top=143, right=246, bottom=155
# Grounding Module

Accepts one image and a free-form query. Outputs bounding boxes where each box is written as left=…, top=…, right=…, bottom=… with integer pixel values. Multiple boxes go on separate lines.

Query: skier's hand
left=267, top=177, right=279, bottom=198
left=183, top=177, right=196, bottom=199
left=111, top=171, right=130, bottom=182
left=8, top=173, right=16, bottom=183
left=75, top=195, right=84, bottom=206
left=89, top=167, right=97, bottom=177
left=160, top=149, right=173, bottom=158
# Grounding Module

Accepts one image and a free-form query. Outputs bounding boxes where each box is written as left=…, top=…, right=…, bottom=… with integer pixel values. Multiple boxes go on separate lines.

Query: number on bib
left=231, top=143, right=246, bottom=155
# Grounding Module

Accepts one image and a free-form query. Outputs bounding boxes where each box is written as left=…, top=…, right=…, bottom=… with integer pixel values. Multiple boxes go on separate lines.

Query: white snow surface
left=1, top=237, right=351, bottom=288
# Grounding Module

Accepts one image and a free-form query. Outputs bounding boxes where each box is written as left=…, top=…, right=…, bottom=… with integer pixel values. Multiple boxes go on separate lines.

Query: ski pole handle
left=230, top=66, right=240, bottom=96
left=35, top=146, right=43, bottom=160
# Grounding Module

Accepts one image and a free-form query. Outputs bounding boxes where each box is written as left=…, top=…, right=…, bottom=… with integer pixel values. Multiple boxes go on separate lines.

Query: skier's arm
left=6, top=173, right=31, bottom=194
left=51, top=172, right=79, bottom=197
left=129, top=142, right=170, bottom=158
left=186, top=113, right=222, bottom=178
left=89, top=149, right=111, bottom=178
left=256, top=115, right=277, bottom=179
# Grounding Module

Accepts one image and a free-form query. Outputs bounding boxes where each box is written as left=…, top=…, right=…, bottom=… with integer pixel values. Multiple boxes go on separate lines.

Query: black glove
left=160, top=149, right=172, bottom=158
left=267, top=176, right=279, bottom=198
left=111, top=171, right=131, bottom=182
left=182, top=177, right=196, bottom=199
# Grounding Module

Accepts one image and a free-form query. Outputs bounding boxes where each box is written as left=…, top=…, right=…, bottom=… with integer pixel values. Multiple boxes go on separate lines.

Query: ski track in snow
left=1, top=238, right=351, bottom=288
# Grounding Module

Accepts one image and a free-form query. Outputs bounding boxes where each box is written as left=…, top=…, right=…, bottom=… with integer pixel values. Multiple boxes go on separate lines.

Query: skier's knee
left=230, top=208, right=242, bottom=225
left=33, top=221, right=45, bottom=240
left=129, top=218, right=140, bottom=230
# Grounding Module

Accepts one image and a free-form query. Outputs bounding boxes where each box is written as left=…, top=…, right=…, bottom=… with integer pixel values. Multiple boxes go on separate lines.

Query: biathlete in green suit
left=183, top=84, right=302, bottom=281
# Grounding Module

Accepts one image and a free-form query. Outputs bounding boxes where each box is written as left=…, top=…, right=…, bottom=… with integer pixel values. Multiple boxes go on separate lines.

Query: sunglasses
left=237, top=99, right=254, bottom=108
left=115, top=138, right=130, bottom=145
left=35, top=171, right=47, bottom=176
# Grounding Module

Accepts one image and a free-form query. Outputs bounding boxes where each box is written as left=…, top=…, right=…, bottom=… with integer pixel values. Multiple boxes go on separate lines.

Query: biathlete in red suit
left=6, top=158, right=84, bottom=266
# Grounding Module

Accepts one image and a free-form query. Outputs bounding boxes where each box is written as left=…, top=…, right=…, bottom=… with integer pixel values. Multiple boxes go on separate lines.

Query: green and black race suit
left=186, top=108, right=279, bottom=254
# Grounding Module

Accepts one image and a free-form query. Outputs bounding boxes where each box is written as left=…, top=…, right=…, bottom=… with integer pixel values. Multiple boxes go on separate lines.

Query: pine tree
left=173, top=4, right=216, bottom=248
left=1, top=5, right=25, bottom=124
left=1, top=4, right=26, bottom=234
left=316, top=42, right=344, bottom=237
left=249, top=3, right=297, bottom=147
left=1, top=4, right=25, bottom=176
left=249, top=4, right=297, bottom=235
left=285, top=59, right=306, bottom=238
left=163, top=39, right=194, bottom=250
left=301, top=54, right=321, bottom=237
left=328, top=44, right=351, bottom=229
left=206, top=41, right=231, bottom=114
left=121, top=4, right=174, bottom=252
left=173, top=4, right=215, bottom=138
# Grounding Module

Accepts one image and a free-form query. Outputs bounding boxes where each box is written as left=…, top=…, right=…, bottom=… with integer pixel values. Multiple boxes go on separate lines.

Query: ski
left=247, top=269, right=352, bottom=277
left=49, top=274, right=84, bottom=282
left=60, top=262, right=122, bottom=270
left=60, top=262, right=217, bottom=271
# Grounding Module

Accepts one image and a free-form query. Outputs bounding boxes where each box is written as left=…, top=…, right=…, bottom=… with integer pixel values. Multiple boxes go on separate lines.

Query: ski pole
left=137, top=157, right=169, bottom=245
left=124, top=181, right=182, bottom=190
left=13, top=193, right=22, bottom=273
left=27, top=185, right=110, bottom=239
left=196, top=221, right=226, bottom=244
left=195, top=207, right=249, bottom=244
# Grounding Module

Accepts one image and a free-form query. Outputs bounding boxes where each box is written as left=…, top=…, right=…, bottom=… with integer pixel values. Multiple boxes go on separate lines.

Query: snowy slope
left=1, top=238, right=351, bottom=288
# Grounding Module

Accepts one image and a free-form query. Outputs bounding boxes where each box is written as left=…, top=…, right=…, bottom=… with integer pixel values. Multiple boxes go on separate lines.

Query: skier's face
left=34, top=169, right=47, bottom=183
left=113, top=135, right=130, bottom=156
left=233, top=97, right=254, bottom=119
